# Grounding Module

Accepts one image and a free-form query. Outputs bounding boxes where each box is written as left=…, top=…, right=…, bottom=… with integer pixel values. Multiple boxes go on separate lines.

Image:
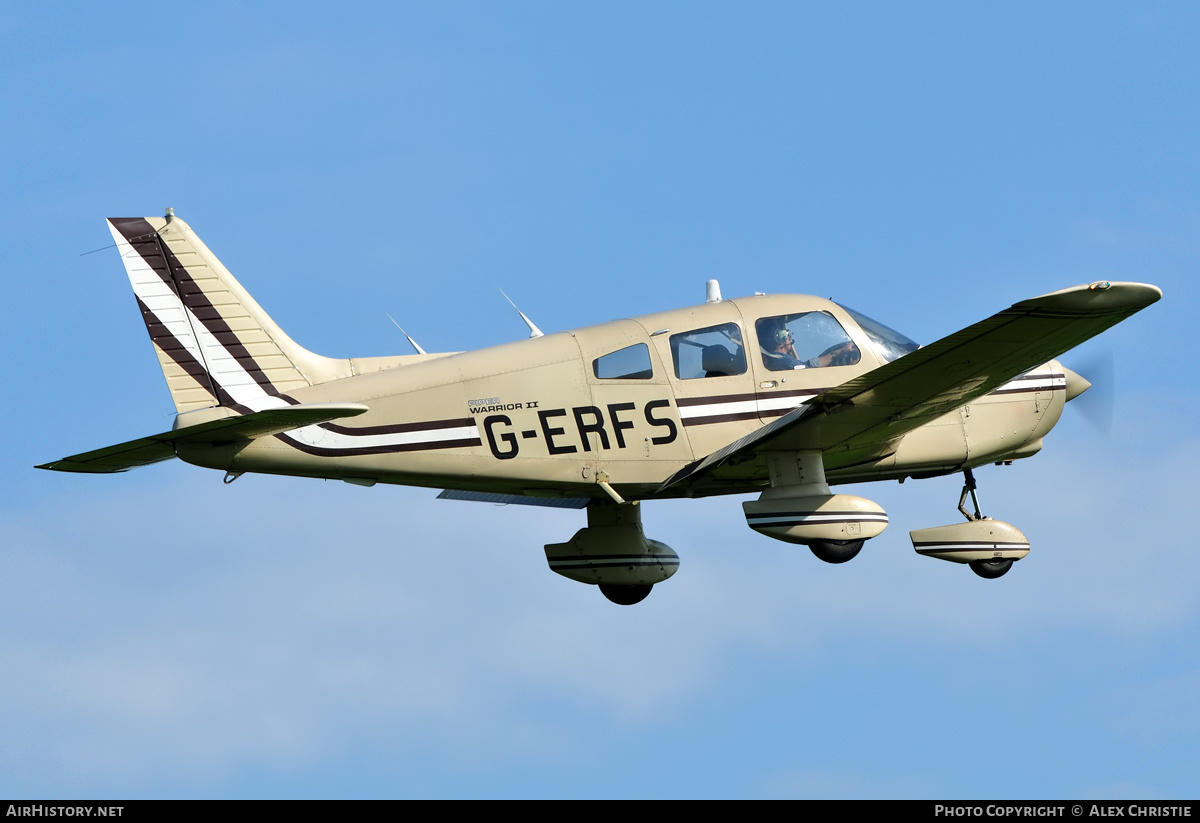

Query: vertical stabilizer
left=107, top=213, right=354, bottom=413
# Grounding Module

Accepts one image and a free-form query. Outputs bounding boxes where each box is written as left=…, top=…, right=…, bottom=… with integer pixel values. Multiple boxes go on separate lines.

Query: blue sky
left=1, top=2, right=1197, bottom=798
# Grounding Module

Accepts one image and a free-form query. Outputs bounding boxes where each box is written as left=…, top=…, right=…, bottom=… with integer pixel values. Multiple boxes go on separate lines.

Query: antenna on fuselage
left=386, top=313, right=428, bottom=355
left=706, top=279, right=722, bottom=303
left=499, top=289, right=544, bottom=338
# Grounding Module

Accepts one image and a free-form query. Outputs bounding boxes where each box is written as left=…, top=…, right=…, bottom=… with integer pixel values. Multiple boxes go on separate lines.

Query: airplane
left=38, top=210, right=1162, bottom=605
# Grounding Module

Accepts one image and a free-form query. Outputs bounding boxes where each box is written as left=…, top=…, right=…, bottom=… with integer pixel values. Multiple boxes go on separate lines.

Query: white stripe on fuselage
left=755, top=393, right=817, bottom=415
left=677, top=398, right=759, bottom=421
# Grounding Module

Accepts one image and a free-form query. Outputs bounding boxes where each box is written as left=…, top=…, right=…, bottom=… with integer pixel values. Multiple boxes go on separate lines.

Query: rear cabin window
left=755, top=311, right=861, bottom=371
left=670, top=323, right=747, bottom=379
left=593, top=343, right=653, bottom=379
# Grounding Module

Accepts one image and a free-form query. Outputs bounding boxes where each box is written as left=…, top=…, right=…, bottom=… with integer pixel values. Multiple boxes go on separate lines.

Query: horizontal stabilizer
left=437, top=489, right=592, bottom=509
left=37, top=402, right=369, bottom=474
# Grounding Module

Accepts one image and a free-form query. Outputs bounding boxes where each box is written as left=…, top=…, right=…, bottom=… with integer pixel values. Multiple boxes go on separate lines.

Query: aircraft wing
left=658, top=282, right=1161, bottom=496
left=36, top=402, right=369, bottom=473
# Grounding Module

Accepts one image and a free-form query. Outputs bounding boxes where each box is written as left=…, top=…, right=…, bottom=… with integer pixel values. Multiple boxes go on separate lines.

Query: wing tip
left=1020, top=281, right=1162, bottom=314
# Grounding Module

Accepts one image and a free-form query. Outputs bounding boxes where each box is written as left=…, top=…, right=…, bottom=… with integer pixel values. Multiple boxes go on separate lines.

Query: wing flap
left=37, top=402, right=369, bottom=473
left=659, top=282, right=1160, bottom=495
left=437, top=490, right=592, bottom=509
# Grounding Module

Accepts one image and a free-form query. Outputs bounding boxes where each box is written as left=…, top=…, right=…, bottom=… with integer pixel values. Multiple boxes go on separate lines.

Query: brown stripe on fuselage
left=676, top=391, right=759, bottom=407
left=987, top=374, right=1065, bottom=397
left=681, top=411, right=760, bottom=426
left=322, top=417, right=476, bottom=436
left=763, top=387, right=835, bottom=399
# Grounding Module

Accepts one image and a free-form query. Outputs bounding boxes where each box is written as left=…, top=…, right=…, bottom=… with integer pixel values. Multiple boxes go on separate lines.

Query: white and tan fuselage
left=172, top=301, right=1068, bottom=502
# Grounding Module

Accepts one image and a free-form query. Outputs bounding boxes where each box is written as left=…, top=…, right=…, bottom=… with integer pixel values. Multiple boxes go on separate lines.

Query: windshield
left=835, top=303, right=920, bottom=364
left=755, top=311, right=861, bottom=370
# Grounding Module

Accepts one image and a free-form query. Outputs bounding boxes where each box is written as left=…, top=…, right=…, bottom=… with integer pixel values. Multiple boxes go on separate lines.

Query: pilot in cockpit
left=759, top=315, right=862, bottom=370
left=763, top=325, right=805, bottom=369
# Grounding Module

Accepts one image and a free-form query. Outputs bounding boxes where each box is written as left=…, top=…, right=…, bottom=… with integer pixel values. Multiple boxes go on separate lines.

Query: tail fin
left=107, top=212, right=353, bottom=413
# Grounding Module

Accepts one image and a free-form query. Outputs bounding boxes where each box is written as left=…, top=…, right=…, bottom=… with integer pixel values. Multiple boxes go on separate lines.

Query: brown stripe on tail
left=110, top=218, right=283, bottom=396
left=134, top=296, right=236, bottom=409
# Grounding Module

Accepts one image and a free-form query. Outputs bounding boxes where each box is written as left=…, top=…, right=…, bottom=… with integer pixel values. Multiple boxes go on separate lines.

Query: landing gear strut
left=958, top=467, right=984, bottom=522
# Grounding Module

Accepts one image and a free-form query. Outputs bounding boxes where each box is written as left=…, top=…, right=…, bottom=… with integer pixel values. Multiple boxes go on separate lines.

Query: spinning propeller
left=1064, top=346, right=1115, bottom=437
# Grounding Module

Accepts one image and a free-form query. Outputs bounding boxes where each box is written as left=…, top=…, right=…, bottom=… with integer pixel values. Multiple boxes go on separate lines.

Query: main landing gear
left=909, top=468, right=1031, bottom=579
left=742, top=451, right=889, bottom=564
left=544, top=501, right=678, bottom=606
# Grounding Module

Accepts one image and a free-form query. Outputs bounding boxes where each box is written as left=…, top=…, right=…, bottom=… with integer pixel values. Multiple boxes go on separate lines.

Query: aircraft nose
left=1061, top=365, right=1092, bottom=402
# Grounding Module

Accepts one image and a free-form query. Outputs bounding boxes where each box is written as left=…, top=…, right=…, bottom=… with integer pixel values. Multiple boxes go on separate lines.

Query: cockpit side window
left=755, top=311, right=861, bottom=371
left=834, top=303, right=920, bottom=364
left=669, top=323, right=747, bottom=379
left=593, top=343, right=654, bottom=379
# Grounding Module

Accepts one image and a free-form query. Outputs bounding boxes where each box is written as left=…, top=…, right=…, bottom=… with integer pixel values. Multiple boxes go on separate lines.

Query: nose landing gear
left=909, top=468, right=1031, bottom=579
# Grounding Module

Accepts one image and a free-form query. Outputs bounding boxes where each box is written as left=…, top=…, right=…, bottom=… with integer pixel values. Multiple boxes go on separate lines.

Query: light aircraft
left=39, top=210, right=1162, bottom=604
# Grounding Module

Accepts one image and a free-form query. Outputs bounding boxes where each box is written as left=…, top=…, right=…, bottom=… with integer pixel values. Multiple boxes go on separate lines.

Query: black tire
left=808, top=539, right=864, bottom=564
left=970, top=558, right=1013, bottom=579
left=599, top=584, right=653, bottom=605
